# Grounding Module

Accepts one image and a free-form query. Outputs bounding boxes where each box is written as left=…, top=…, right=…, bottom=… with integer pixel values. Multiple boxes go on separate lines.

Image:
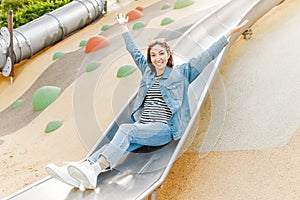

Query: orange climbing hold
left=135, top=6, right=144, bottom=11
left=85, top=35, right=110, bottom=53
left=126, top=9, right=143, bottom=21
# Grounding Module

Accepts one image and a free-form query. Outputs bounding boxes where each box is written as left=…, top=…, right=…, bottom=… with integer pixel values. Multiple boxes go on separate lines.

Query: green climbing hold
left=32, top=86, right=61, bottom=112
left=79, top=40, right=87, bottom=47
left=174, top=0, right=194, bottom=9
left=161, top=3, right=171, bottom=10
left=86, top=62, right=101, bottom=72
left=133, top=21, right=145, bottom=30
left=12, top=99, right=23, bottom=109
left=101, top=25, right=110, bottom=31
left=117, top=65, right=136, bottom=78
left=52, top=52, right=64, bottom=60
left=45, top=120, right=63, bottom=133
left=160, top=17, right=174, bottom=26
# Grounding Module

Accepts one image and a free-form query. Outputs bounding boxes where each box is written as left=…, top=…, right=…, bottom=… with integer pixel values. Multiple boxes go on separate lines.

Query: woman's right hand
left=116, top=13, right=129, bottom=25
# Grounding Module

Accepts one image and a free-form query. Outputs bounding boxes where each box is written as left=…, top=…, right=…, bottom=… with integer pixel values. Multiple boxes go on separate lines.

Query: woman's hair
left=146, top=39, right=174, bottom=71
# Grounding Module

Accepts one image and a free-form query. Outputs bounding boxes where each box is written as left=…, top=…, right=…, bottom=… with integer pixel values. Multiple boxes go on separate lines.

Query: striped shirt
left=140, top=76, right=172, bottom=124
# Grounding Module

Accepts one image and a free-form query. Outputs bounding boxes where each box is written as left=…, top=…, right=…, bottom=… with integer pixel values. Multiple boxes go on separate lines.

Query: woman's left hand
left=226, top=20, right=249, bottom=38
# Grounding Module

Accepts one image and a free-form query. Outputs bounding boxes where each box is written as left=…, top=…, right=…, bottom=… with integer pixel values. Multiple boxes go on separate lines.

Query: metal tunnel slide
left=0, top=0, right=106, bottom=73
left=3, top=0, right=284, bottom=199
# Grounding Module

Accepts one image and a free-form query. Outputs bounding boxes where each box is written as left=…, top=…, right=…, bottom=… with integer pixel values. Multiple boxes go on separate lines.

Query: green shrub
left=0, top=0, right=71, bottom=28
left=0, top=0, right=32, bottom=12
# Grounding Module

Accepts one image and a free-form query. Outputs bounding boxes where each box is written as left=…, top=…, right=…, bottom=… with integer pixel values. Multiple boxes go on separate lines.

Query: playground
left=1, top=0, right=300, bottom=199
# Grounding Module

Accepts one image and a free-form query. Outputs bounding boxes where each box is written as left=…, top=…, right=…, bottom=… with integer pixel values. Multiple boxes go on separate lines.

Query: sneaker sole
left=46, top=166, right=80, bottom=188
left=67, top=165, right=96, bottom=189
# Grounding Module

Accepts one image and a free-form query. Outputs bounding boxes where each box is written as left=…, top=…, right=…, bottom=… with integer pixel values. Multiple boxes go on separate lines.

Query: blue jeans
left=87, top=122, right=172, bottom=167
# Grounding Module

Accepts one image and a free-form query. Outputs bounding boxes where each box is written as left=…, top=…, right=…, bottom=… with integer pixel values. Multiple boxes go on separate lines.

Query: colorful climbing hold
left=79, top=40, right=87, bottom=47
left=174, top=0, right=194, bottom=9
left=135, top=6, right=144, bottom=11
left=133, top=21, right=145, bottom=30
left=117, top=65, right=137, bottom=78
left=101, top=25, right=110, bottom=31
left=45, top=120, right=63, bottom=133
left=12, top=99, right=23, bottom=109
left=160, top=17, right=174, bottom=26
left=126, top=9, right=143, bottom=21
left=161, top=3, right=171, bottom=10
left=85, top=36, right=110, bottom=53
left=86, top=62, right=101, bottom=72
left=32, top=86, right=61, bottom=112
left=52, top=52, right=64, bottom=60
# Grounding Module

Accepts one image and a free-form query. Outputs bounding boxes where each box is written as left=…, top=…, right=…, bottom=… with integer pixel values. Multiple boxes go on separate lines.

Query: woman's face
left=150, top=44, right=170, bottom=75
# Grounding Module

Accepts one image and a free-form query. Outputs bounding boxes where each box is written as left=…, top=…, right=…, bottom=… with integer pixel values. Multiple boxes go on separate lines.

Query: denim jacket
left=123, top=32, right=228, bottom=140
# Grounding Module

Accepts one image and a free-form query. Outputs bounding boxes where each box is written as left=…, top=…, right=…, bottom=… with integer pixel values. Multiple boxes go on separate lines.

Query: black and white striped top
left=140, top=76, right=172, bottom=124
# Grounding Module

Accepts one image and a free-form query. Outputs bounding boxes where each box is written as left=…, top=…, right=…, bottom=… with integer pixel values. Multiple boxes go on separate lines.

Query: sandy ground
left=0, top=0, right=300, bottom=199
left=159, top=129, right=300, bottom=199
left=158, top=0, right=300, bottom=199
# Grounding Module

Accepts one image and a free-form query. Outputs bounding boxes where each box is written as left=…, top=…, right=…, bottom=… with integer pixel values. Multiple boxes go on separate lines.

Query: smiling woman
left=45, top=12, right=248, bottom=190
left=147, top=39, right=173, bottom=76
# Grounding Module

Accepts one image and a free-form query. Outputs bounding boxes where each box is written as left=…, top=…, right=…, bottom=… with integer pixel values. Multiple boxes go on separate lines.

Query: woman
left=46, top=13, right=248, bottom=189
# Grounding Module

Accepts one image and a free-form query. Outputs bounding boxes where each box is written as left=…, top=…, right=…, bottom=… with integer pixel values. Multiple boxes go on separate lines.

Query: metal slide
left=3, top=0, right=284, bottom=199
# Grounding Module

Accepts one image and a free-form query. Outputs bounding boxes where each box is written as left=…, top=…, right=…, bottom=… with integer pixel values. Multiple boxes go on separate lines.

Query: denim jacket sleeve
left=122, top=32, right=148, bottom=74
left=180, top=36, right=228, bottom=83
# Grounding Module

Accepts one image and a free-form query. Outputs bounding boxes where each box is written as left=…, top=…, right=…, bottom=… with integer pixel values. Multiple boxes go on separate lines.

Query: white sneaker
left=67, top=162, right=102, bottom=189
left=46, top=163, right=80, bottom=188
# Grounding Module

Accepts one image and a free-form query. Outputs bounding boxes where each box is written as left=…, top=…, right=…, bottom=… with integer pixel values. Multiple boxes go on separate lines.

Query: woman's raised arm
left=116, top=13, right=148, bottom=73
left=182, top=20, right=249, bottom=83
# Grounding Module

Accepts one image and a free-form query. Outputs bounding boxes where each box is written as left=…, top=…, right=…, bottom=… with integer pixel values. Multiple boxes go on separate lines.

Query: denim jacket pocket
left=165, top=81, right=183, bottom=98
left=164, top=81, right=184, bottom=110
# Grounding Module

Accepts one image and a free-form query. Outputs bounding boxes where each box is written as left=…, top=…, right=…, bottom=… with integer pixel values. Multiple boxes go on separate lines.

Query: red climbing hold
left=85, top=35, right=110, bottom=53
left=126, top=9, right=143, bottom=21
left=135, top=6, right=144, bottom=12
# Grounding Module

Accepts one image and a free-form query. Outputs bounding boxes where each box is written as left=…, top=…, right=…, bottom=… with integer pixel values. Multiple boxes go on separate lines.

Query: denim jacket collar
left=158, top=66, right=172, bottom=79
